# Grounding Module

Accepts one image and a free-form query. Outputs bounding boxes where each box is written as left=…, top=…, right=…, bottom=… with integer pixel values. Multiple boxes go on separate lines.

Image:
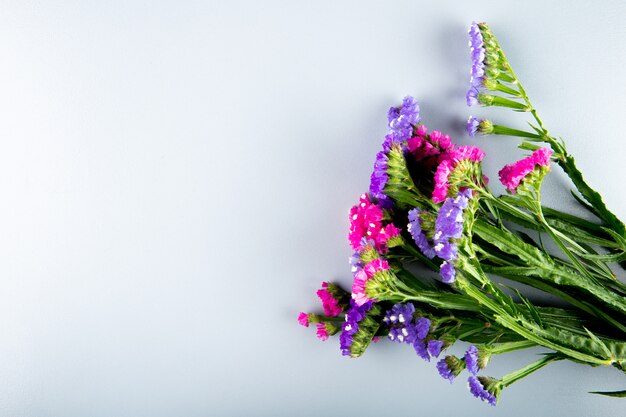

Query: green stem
left=501, top=354, right=562, bottom=387
left=491, top=125, right=541, bottom=139
left=488, top=340, right=537, bottom=355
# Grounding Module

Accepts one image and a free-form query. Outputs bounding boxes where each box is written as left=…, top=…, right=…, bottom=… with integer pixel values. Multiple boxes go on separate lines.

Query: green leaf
left=579, top=251, right=626, bottom=262
left=518, top=141, right=542, bottom=151
left=570, top=190, right=599, bottom=216
left=560, top=154, right=626, bottom=238
left=474, top=220, right=626, bottom=320
left=589, top=390, right=626, bottom=398
left=583, top=327, right=613, bottom=359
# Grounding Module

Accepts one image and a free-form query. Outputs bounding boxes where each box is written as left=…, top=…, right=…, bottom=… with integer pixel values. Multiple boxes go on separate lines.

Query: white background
left=0, top=1, right=624, bottom=415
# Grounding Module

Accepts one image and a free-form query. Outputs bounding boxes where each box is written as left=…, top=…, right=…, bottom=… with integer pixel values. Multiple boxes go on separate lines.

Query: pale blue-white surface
left=0, top=1, right=624, bottom=416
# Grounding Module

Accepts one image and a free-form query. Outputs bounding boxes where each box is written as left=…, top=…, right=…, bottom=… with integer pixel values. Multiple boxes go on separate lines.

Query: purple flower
left=468, top=22, right=483, bottom=49
left=427, top=340, right=445, bottom=358
left=407, top=208, right=436, bottom=259
left=466, top=116, right=480, bottom=137
left=415, top=317, right=431, bottom=339
left=465, top=345, right=480, bottom=375
left=433, top=190, right=473, bottom=284
left=437, top=358, right=455, bottom=382
left=467, top=22, right=486, bottom=107
left=387, top=326, right=403, bottom=343
left=413, top=339, right=430, bottom=361
left=388, top=96, right=420, bottom=131
left=340, top=300, right=374, bottom=356
left=434, top=241, right=458, bottom=261
left=369, top=151, right=393, bottom=209
left=440, top=261, right=456, bottom=284
left=435, top=194, right=469, bottom=241
left=385, top=304, right=420, bottom=344
left=466, top=86, right=479, bottom=107
left=437, top=356, right=464, bottom=382
left=384, top=303, right=415, bottom=325
left=388, top=323, right=419, bottom=344
left=387, top=106, right=400, bottom=125
left=349, top=252, right=363, bottom=273
left=468, top=376, right=497, bottom=406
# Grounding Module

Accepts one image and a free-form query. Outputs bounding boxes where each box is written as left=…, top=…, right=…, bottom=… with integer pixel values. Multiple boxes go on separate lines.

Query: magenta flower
left=348, top=194, right=401, bottom=253
left=348, top=194, right=384, bottom=251
left=316, top=322, right=330, bottom=341
left=298, top=312, right=310, bottom=327
left=432, top=146, right=485, bottom=203
left=316, top=282, right=343, bottom=317
left=498, top=148, right=553, bottom=192
left=351, top=258, right=390, bottom=306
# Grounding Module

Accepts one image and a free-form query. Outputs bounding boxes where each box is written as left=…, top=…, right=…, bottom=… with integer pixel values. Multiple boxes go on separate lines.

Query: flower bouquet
left=298, top=22, right=626, bottom=405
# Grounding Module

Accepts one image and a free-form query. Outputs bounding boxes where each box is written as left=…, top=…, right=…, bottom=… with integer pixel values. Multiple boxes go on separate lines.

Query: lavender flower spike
left=427, top=340, right=445, bottom=358
left=437, top=356, right=464, bottom=383
left=468, top=376, right=497, bottom=406
left=467, top=22, right=486, bottom=106
left=407, top=208, right=436, bottom=259
left=466, top=116, right=480, bottom=137
left=388, top=96, right=420, bottom=131
left=465, top=345, right=480, bottom=375
left=369, top=150, right=392, bottom=208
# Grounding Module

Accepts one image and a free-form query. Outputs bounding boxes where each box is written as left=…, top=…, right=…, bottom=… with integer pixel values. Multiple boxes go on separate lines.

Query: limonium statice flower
left=466, top=116, right=480, bottom=136
left=383, top=302, right=415, bottom=325
left=316, top=322, right=340, bottom=341
left=340, top=299, right=374, bottom=356
left=317, top=282, right=344, bottom=317
left=351, top=258, right=390, bottom=306
left=348, top=194, right=401, bottom=253
left=498, top=148, right=553, bottom=192
left=372, top=96, right=423, bottom=208
left=298, top=312, right=310, bottom=327
left=465, top=345, right=480, bottom=375
left=349, top=252, right=363, bottom=273
left=387, top=95, right=420, bottom=141
left=433, top=146, right=485, bottom=203
left=370, top=151, right=392, bottom=208
left=407, top=208, right=436, bottom=259
left=433, top=189, right=472, bottom=283
left=467, top=22, right=486, bottom=106
left=427, top=340, right=445, bottom=358
left=468, top=376, right=498, bottom=406
left=466, top=116, right=494, bottom=137
left=437, top=355, right=465, bottom=382
left=316, top=322, right=330, bottom=341
left=340, top=300, right=383, bottom=358
left=384, top=303, right=442, bottom=362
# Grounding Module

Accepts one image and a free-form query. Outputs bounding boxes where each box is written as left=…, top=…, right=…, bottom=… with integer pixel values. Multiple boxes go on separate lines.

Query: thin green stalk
left=501, top=354, right=563, bottom=387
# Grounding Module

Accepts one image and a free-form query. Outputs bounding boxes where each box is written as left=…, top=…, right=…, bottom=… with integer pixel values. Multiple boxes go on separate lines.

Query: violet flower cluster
left=466, top=22, right=486, bottom=106
left=384, top=303, right=444, bottom=361
left=433, top=189, right=472, bottom=283
left=370, top=96, right=421, bottom=209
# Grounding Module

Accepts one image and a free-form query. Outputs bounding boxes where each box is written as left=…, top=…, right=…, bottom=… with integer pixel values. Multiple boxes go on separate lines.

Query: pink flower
left=351, top=258, right=390, bottom=306
left=432, top=146, right=485, bottom=203
left=415, top=124, right=428, bottom=136
left=348, top=194, right=384, bottom=250
left=348, top=194, right=401, bottom=254
left=298, top=312, right=310, bottom=327
left=429, top=130, right=454, bottom=150
left=351, top=269, right=370, bottom=306
left=316, top=322, right=330, bottom=341
left=316, top=282, right=342, bottom=317
left=498, top=148, right=553, bottom=192
left=433, top=159, right=454, bottom=203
